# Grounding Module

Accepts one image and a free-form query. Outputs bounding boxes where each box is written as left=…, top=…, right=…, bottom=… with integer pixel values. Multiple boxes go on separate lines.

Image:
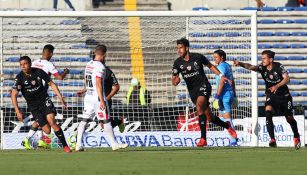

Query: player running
left=233, top=50, right=301, bottom=149
left=11, top=56, right=71, bottom=153
left=75, top=44, right=128, bottom=151
left=21, top=44, right=70, bottom=150
left=172, top=38, right=237, bottom=147
left=212, top=50, right=238, bottom=146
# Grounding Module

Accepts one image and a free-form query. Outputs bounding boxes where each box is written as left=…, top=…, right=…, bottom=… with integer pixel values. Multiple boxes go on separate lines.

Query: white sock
left=27, top=129, right=36, bottom=139
left=37, top=129, right=43, bottom=140
left=77, top=121, right=87, bottom=148
left=104, top=122, right=117, bottom=146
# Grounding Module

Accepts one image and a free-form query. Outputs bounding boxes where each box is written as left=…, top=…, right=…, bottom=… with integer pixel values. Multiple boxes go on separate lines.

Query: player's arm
left=11, top=89, right=23, bottom=122
left=49, top=81, right=67, bottom=108
left=207, top=62, right=232, bottom=84
left=106, top=71, right=120, bottom=101
left=53, top=68, right=69, bottom=80
left=77, top=78, right=87, bottom=96
left=172, top=62, right=180, bottom=86
left=269, top=72, right=290, bottom=94
left=96, top=76, right=106, bottom=110
left=233, top=60, right=258, bottom=72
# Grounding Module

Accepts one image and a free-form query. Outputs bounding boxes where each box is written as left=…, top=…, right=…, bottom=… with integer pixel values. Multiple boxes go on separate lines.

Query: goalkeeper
left=212, top=50, right=238, bottom=146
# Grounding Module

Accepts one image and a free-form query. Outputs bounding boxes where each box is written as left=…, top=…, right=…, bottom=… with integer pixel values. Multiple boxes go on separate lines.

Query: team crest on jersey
left=31, top=80, right=36, bottom=85
left=187, top=66, right=191, bottom=71
left=269, top=75, right=273, bottom=79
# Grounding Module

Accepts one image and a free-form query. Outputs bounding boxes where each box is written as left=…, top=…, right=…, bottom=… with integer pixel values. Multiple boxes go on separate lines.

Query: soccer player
left=11, top=56, right=71, bottom=153
left=233, top=50, right=301, bottom=149
left=21, top=44, right=70, bottom=150
left=172, top=38, right=237, bottom=147
left=75, top=45, right=128, bottom=151
left=77, top=60, right=125, bottom=132
left=212, top=50, right=238, bottom=146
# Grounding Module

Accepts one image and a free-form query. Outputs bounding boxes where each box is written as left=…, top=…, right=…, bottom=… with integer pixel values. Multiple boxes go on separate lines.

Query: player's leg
left=64, top=0, right=76, bottom=10
left=96, top=101, right=128, bottom=150
left=280, top=96, right=300, bottom=149
left=194, top=95, right=208, bottom=147
left=265, top=96, right=276, bottom=147
left=107, top=102, right=125, bottom=132
left=22, top=122, right=39, bottom=150
left=53, top=0, right=58, bottom=10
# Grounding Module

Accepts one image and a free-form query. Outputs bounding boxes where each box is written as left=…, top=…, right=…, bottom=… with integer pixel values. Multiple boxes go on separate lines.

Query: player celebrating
left=75, top=45, right=128, bottom=151
left=11, top=56, right=71, bottom=153
left=172, top=38, right=237, bottom=147
left=21, top=44, right=70, bottom=150
left=212, top=50, right=238, bottom=146
left=233, top=50, right=301, bottom=149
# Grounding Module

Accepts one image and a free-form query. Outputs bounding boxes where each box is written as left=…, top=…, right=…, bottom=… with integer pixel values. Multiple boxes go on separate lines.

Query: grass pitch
left=0, top=147, right=306, bottom=175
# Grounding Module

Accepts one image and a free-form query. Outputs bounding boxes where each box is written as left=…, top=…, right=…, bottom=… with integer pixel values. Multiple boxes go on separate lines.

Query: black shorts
left=29, top=99, right=57, bottom=127
left=265, top=94, right=293, bottom=116
left=189, top=83, right=212, bottom=105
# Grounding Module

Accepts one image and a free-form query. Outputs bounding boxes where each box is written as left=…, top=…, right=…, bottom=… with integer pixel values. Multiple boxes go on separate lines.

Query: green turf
left=0, top=147, right=306, bottom=175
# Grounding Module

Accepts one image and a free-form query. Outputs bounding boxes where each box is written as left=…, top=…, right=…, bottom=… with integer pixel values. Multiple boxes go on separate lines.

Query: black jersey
left=104, top=66, right=118, bottom=96
left=172, top=53, right=210, bottom=90
left=12, top=68, right=51, bottom=108
left=256, top=62, right=290, bottom=96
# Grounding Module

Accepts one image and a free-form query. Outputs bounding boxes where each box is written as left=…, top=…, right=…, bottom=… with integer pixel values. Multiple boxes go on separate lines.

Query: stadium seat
left=237, top=92, right=249, bottom=98
left=48, top=93, right=57, bottom=97
left=226, top=56, right=236, bottom=61
left=237, top=44, right=251, bottom=49
left=189, top=32, right=206, bottom=37
left=244, top=20, right=251, bottom=25
left=301, top=92, right=307, bottom=96
left=304, top=69, right=307, bottom=73
left=294, top=6, right=307, bottom=11
left=288, top=68, right=303, bottom=73
left=258, top=44, right=271, bottom=49
left=222, top=44, right=238, bottom=49
left=292, top=31, right=307, bottom=36
left=236, top=68, right=250, bottom=73
left=277, top=7, right=294, bottom=11
left=6, top=57, right=19, bottom=62
left=258, top=19, right=275, bottom=24
left=258, top=80, right=265, bottom=85
left=235, top=79, right=250, bottom=85
left=287, top=56, right=305, bottom=60
left=275, top=19, right=294, bottom=24
left=290, top=44, right=305, bottom=48
left=55, top=81, right=70, bottom=86
left=68, top=81, right=84, bottom=86
left=224, top=32, right=240, bottom=37
left=70, top=44, right=88, bottom=49
left=204, top=45, right=220, bottom=49
left=3, top=80, right=15, bottom=86
left=258, top=32, right=274, bottom=36
left=294, top=19, right=307, bottom=24
left=177, top=93, right=189, bottom=99
left=275, top=32, right=291, bottom=36
left=274, top=56, right=287, bottom=60
left=272, top=44, right=289, bottom=49
left=258, top=92, right=265, bottom=97
left=260, top=7, right=276, bottom=11
left=237, top=56, right=251, bottom=60
left=69, top=69, right=83, bottom=75
left=225, top=20, right=242, bottom=24
left=240, top=7, right=259, bottom=11
left=190, top=44, right=204, bottom=49
left=3, top=69, right=12, bottom=74
left=192, top=7, right=209, bottom=11
left=61, top=20, right=80, bottom=25
left=290, top=92, right=300, bottom=97
left=50, top=57, right=61, bottom=62
left=206, top=32, right=223, bottom=37
left=62, top=92, right=77, bottom=97
left=77, top=57, right=91, bottom=62
left=289, top=79, right=302, bottom=84
left=303, top=80, right=307, bottom=85
left=60, top=57, right=79, bottom=62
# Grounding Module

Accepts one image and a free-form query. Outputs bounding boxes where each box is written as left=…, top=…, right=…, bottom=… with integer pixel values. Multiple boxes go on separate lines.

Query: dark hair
left=214, top=49, right=226, bottom=61
left=43, top=44, right=55, bottom=53
left=176, top=38, right=189, bottom=47
left=262, top=50, right=275, bottom=59
left=95, top=44, right=107, bottom=54
left=19, top=56, right=32, bottom=65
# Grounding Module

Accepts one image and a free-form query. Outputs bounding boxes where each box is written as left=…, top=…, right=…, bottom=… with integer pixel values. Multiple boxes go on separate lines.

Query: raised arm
left=233, top=60, right=258, bottom=72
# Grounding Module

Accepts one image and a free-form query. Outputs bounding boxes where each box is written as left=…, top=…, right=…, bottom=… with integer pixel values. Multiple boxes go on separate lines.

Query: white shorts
left=81, top=95, right=110, bottom=121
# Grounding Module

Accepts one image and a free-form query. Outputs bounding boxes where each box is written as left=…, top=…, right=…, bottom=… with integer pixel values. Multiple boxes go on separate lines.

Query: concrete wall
left=168, top=0, right=295, bottom=10
left=0, top=0, right=93, bottom=10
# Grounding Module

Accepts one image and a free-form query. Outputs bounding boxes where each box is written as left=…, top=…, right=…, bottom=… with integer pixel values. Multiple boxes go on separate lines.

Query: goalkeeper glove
left=232, top=97, right=238, bottom=108
left=213, top=94, right=219, bottom=110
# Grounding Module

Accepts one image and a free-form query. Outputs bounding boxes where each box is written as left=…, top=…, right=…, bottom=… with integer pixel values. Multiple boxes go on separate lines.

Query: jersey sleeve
left=256, top=64, right=263, bottom=73
left=200, top=55, right=210, bottom=66
left=39, top=69, right=52, bottom=84
left=218, top=64, right=227, bottom=75
left=12, top=74, right=22, bottom=91
left=94, top=64, right=106, bottom=78
left=47, top=62, right=59, bottom=76
left=172, top=60, right=180, bottom=76
left=278, top=63, right=288, bottom=75
left=110, top=70, right=119, bottom=85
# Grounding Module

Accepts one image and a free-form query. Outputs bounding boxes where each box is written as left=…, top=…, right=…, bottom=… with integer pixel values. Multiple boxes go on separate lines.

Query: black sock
left=286, top=117, right=300, bottom=138
left=111, top=118, right=122, bottom=128
left=265, top=110, right=275, bottom=140
left=54, top=129, right=68, bottom=147
left=211, top=116, right=229, bottom=129
left=198, top=114, right=207, bottom=139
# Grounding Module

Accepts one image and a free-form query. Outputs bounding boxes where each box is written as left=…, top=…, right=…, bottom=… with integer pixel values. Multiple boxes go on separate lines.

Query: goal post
left=0, top=10, right=259, bottom=149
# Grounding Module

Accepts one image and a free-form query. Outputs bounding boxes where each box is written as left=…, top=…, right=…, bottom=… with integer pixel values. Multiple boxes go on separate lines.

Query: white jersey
left=84, top=60, right=106, bottom=98
left=32, top=59, right=59, bottom=76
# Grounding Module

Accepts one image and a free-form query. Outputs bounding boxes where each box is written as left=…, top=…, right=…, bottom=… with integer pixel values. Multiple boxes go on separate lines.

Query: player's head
left=261, top=50, right=275, bottom=66
left=42, top=44, right=55, bottom=60
left=176, top=38, right=189, bottom=58
left=19, top=56, right=32, bottom=73
left=213, top=49, right=226, bottom=64
left=94, top=44, right=107, bottom=62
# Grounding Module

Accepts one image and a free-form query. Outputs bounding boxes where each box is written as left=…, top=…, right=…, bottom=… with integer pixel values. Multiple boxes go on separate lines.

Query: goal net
left=0, top=11, right=259, bottom=149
